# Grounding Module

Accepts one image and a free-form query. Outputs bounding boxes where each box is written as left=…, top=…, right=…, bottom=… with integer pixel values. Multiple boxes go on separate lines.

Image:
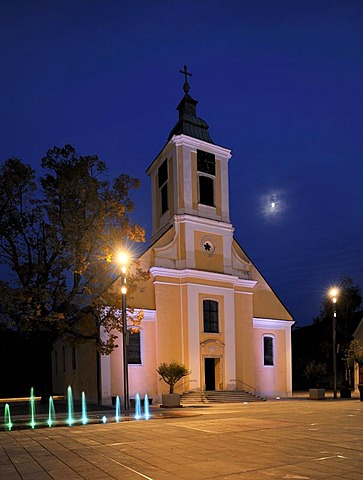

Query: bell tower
left=147, top=65, right=232, bottom=244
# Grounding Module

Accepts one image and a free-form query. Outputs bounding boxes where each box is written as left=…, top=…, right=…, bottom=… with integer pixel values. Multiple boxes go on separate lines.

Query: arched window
left=263, top=335, right=274, bottom=366
left=203, top=300, right=219, bottom=333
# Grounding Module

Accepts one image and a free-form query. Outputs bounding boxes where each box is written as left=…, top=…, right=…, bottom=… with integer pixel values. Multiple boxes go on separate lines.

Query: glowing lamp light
left=121, top=285, right=127, bottom=295
left=117, top=252, right=129, bottom=267
left=329, top=288, right=338, bottom=303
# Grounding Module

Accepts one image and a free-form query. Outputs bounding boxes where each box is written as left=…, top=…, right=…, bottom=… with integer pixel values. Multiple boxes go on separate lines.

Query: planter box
left=309, top=388, right=325, bottom=400
left=111, top=397, right=153, bottom=407
left=130, top=398, right=153, bottom=408
left=161, top=393, right=182, bottom=408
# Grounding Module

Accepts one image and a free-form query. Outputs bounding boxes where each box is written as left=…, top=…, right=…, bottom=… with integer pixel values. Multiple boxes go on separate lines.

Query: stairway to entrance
left=181, top=390, right=266, bottom=405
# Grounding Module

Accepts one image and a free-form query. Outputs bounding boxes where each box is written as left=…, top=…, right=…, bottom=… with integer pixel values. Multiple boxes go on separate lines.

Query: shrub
left=304, top=361, right=327, bottom=388
left=156, top=361, right=191, bottom=394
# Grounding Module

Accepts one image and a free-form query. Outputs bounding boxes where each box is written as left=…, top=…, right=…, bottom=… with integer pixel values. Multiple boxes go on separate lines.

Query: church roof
left=167, top=66, right=214, bottom=145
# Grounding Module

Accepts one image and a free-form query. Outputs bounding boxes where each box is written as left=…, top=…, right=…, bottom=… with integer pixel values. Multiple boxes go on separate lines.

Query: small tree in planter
left=157, top=361, right=191, bottom=407
left=304, top=361, right=327, bottom=400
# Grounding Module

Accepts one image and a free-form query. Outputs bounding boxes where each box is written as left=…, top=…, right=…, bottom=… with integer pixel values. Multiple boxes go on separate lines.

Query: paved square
left=1, top=398, right=363, bottom=479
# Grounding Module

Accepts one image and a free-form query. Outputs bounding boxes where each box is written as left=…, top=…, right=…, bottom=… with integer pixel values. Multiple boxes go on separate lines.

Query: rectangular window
left=158, top=159, right=168, bottom=214
left=197, top=150, right=215, bottom=175
left=263, top=336, right=274, bottom=366
left=197, top=150, right=215, bottom=207
left=55, top=351, right=58, bottom=375
left=62, top=346, right=66, bottom=373
left=199, top=175, right=214, bottom=206
left=158, top=159, right=168, bottom=187
left=72, top=347, right=76, bottom=370
left=127, top=331, right=141, bottom=364
left=161, top=183, right=168, bottom=214
left=203, top=300, right=219, bottom=333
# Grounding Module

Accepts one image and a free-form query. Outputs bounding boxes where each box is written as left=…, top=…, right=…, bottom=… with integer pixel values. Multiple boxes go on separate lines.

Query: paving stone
left=0, top=399, right=363, bottom=479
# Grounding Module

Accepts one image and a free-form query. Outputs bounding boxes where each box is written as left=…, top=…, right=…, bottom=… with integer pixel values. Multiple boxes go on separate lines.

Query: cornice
left=171, top=134, right=232, bottom=159
left=150, top=266, right=257, bottom=289
left=253, top=318, right=295, bottom=329
left=174, top=214, right=234, bottom=233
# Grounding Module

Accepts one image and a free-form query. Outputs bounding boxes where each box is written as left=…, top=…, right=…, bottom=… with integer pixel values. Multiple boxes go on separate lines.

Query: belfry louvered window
left=158, top=159, right=168, bottom=214
left=197, top=150, right=215, bottom=207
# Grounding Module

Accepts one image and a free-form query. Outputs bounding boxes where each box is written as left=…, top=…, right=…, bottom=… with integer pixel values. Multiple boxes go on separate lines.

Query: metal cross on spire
left=179, top=64, right=192, bottom=94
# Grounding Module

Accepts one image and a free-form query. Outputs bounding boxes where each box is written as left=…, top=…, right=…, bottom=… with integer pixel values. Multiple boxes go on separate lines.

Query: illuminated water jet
left=30, top=387, right=36, bottom=429
left=66, top=386, right=74, bottom=426
left=81, top=391, right=88, bottom=425
left=4, top=403, right=12, bottom=431
left=48, top=396, right=55, bottom=427
left=115, top=395, right=121, bottom=422
left=144, top=394, right=151, bottom=420
left=134, top=393, right=141, bottom=420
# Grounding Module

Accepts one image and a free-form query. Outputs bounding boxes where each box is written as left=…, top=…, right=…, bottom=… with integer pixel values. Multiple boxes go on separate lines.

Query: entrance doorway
left=204, top=357, right=220, bottom=390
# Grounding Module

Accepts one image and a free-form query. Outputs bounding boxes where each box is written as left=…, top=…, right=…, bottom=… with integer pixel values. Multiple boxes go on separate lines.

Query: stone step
left=206, top=391, right=265, bottom=403
left=181, top=390, right=266, bottom=405
left=180, top=392, right=208, bottom=405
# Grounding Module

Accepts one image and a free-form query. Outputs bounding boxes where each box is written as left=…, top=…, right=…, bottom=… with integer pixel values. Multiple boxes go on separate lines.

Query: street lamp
left=329, top=288, right=338, bottom=399
left=117, top=252, right=129, bottom=412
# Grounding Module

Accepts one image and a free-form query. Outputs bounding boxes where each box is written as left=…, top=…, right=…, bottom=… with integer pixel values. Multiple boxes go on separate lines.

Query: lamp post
left=329, top=288, right=338, bottom=399
left=118, top=253, right=129, bottom=413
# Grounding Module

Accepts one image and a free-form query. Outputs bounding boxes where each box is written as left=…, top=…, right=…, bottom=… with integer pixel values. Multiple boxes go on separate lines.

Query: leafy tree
left=157, top=361, right=191, bottom=394
left=315, top=276, right=362, bottom=359
left=303, top=361, right=327, bottom=388
left=0, top=145, right=148, bottom=396
left=293, top=276, right=362, bottom=389
left=315, top=276, right=362, bottom=344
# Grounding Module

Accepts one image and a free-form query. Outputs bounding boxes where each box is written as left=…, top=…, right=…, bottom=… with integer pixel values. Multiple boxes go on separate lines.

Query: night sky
left=1, top=1, right=363, bottom=327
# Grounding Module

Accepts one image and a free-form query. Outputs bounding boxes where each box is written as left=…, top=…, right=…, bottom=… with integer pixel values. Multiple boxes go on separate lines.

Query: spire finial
left=179, top=64, right=192, bottom=94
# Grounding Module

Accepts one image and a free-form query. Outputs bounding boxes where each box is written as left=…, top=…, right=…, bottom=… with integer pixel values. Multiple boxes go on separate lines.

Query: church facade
left=53, top=70, right=294, bottom=403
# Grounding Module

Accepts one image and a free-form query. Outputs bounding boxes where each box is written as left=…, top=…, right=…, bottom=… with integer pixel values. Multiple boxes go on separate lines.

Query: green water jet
left=4, top=403, right=12, bottom=431
left=48, top=396, right=56, bottom=427
left=30, top=387, right=36, bottom=429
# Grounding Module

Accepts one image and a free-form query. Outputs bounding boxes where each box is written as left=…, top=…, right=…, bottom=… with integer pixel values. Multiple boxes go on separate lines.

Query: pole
left=121, top=269, right=129, bottom=412
left=333, top=304, right=337, bottom=399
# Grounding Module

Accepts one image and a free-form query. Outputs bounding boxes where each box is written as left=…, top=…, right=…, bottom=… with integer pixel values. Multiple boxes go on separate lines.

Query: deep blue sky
left=1, top=0, right=362, bottom=327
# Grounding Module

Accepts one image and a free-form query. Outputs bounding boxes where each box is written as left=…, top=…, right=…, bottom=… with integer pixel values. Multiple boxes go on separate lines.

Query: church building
left=53, top=68, right=294, bottom=404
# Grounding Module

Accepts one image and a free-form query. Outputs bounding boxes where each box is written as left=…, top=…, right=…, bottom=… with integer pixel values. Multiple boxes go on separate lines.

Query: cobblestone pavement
left=1, top=398, right=363, bottom=479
